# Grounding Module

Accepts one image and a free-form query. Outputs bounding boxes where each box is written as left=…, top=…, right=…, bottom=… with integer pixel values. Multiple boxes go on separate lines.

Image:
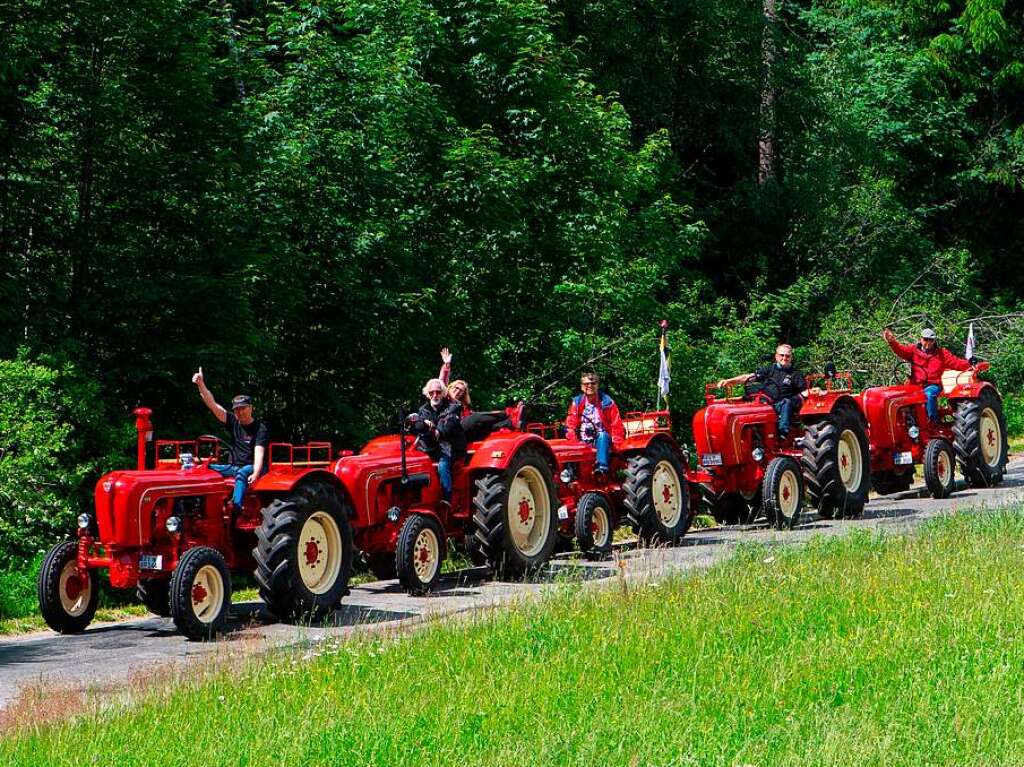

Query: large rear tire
left=472, top=444, right=559, bottom=577
left=954, top=389, right=1008, bottom=488
left=923, top=438, right=956, bottom=499
left=801, top=405, right=870, bottom=519
left=254, top=481, right=353, bottom=620
left=763, top=456, right=804, bottom=530
left=169, top=546, right=232, bottom=641
left=38, top=541, right=98, bottom=634
left=137, top=578, right=172, bottom=617
left=623, top=440, right=690, bottom=544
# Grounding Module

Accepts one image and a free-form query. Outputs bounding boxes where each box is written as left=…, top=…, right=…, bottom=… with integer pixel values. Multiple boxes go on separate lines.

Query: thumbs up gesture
left=192, top=367, right=204, bottom=386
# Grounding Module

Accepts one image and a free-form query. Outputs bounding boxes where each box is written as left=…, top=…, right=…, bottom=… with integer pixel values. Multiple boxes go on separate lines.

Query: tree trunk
left=758, top=0, right=778, bottom=184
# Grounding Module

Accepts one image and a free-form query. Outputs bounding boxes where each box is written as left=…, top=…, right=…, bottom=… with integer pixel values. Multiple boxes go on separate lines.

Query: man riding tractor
left=716, top=344, right=807, bottom=441
left=882, top=327, right=971, bottom=423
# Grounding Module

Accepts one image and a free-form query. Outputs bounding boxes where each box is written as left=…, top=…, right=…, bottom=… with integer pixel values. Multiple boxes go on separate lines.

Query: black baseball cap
left=231, top=394, right=253, bottom=409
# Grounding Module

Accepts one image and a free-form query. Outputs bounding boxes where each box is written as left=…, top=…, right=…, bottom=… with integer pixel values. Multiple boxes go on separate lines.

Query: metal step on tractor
left=858, top=362, right=1008, bottom=499
left=38, top=409, right=353, bottom=640
left=689, top=367, right=871, bottom=528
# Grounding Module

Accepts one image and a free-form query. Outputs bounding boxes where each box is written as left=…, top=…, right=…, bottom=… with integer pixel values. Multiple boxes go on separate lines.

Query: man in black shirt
left=716, top=344, right=808, bottom=439
left=192, top=367, right=269, bottom=508
left=407, top=377, right=465, bottom=501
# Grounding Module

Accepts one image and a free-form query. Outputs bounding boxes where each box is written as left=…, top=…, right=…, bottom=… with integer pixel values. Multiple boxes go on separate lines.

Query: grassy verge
left=6, top=509, right=1024, bottom=765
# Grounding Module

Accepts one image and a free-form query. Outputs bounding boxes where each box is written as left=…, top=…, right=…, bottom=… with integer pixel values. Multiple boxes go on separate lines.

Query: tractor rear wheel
left=801, top=405, right=870, bottom=519
left=137, top=578, right=171, bottom=617
left=924, top=439, right=956, bottom=499
left=169, top=546, right=232, bottom=641
left=396, top=514, right=445, bottom=595
left=366, top=552, right=397, bottom=581
left=574, top=492, right=614, bottom=560
left=472, top=444, right=559, bottom=577
left=954, top=389, right=1008, bottom=488
left=38, top=541, right=98, bottom=634
left=762, top=456, right=804, bottom=530
left=623, top=441, right=690, bottom=544
left=254, top=481, right=353, bottom=621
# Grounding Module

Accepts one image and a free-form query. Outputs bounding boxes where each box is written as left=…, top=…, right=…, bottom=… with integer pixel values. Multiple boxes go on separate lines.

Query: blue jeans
left=923, top=384, right=941, bottom=422
left=594, top=432, right=611, bottom=471
left=773, top=397, right=801, bottom=437
left=437, top=455, right=452, bottom=500
left=211, top=464, right=253, bottom=507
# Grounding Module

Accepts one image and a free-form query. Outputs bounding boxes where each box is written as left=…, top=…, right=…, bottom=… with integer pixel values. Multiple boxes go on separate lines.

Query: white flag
left=658, top=331, right=671, bottom=399
left=965, top=322, right=976, bottom=360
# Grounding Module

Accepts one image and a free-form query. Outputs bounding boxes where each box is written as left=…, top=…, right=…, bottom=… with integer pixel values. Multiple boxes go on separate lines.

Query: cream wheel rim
left=778, top=469, right=800, bottom=518
left=837, top=430, right=863, bottom=491
left=58, top=560, right=92, bottom=617
left=412, top=527, right=440, bottom=583
left=298, top=511, right=344, bottom=594
left=980, top=408, right=1002, bottom=467
left=507, top=465, right=551, bottom=557
left=652, top=460, right=683, bottom=526
left=937, top=448, right=952, bottom=485
left=190, top=565, right=224, bottom=624
left=590, top=504, right=610, bottom=548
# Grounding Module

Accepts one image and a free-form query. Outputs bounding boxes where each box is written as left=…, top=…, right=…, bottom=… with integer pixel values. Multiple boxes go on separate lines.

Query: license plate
left=557, top=505, right=569, bottom=521
left=893, top=451, right=914, bottom=466
left=139, top=554, right=164, bottom=571
left=701, top=453, right=723, bottom=467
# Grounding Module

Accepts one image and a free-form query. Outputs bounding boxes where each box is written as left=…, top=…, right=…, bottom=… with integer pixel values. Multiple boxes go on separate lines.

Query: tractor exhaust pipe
left=133, top=407, right=153, bottom=470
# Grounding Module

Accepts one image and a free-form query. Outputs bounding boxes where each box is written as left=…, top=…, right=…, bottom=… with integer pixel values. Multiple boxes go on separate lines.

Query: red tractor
left=689, top=369, right=872, bottom=527
left=858, top=363, right=1008, bottom=499
left=530, top=409, right=692, bottom=558
left=38, top=408, right=354, bottom=640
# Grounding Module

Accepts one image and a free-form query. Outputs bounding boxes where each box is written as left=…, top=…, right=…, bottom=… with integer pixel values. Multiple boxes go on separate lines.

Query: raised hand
left=440, top=347, right=452, bottom=365
left=192, top=367, right=204, bottom=386
left=882, top=328, right=895, bottom=343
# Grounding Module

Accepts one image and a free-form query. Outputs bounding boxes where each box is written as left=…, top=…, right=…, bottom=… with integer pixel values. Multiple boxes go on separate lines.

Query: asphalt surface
left=3, top=458, right=1023, bottom=710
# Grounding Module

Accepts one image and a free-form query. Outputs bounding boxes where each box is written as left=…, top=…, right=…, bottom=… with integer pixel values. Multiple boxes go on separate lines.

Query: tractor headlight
left=77, top=513, right=91, bottom=530
left=165, top=516, right=182, bottom=533
left=752, top=447, right=765, bottom=462
left=386, top=506, right=401, bottom=522
left=908, top=426, right=920, bottom=440
left=560, top=468, right=574, bottom=484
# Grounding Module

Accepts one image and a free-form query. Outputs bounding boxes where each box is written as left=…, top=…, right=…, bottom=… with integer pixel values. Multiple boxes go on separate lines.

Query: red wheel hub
left=662, top=485, right=672, bottom=503
left=938, top=461, right=946, bottom=477
left=305, top=539, right=320, bottom=567
left=518, top=498, right=532, bottom=524
left=65, top=575, right=83, bottom=601
left=191, top=583, right=208, bottom=605
left=840, top=454, right=848, bottom=469
left=418, top=547, right=429, bottom=563
left=782, top=486, right=791, bottom=502
left=987, top=428, right=996, bottom=447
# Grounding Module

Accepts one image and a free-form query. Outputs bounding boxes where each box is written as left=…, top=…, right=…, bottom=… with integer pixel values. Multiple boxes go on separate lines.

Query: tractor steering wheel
left=198, top=434, right=233, bottom=464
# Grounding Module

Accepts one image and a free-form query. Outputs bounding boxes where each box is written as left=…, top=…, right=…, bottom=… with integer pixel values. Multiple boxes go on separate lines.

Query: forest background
left=1, top=0, right=1022, bottom=576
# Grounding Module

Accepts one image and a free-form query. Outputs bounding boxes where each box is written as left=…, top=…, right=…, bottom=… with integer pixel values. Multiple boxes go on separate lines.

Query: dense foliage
left=1, top=0, right=1021, bottom=563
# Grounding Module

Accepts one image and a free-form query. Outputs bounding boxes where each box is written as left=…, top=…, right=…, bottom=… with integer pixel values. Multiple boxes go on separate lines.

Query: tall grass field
left=5, top=510, right=1024, bottom=766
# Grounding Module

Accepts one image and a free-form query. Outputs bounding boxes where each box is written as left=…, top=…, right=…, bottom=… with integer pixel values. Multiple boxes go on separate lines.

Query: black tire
left=923, top=438, right=956, bottom=499
left=623, top=440, right=690, bottom=544
left=462, top=533, right=489, bottom=567
left=38, top=541, right=98, bottom=634
left=762, top=456, right=804, bottom=530
left=871, top=470, right=913, bottom=496
left=396, top=514, right=445, bottom=595
left=472, top=444, right=559, bottom=577
left=954, top=389, right=1009, bottom=488
left=801, top=405, right=870, bottom=520
left=137, top=578, right=172, bottom=617
left=169, top=546, right=232, bottom=641
left=699, top=485, right=756, bottom=525
left=366, top=552, right=397, bottom=581
left=574, top=493, right=614, bottom=560
left=253, top=480, right=354, bottom=620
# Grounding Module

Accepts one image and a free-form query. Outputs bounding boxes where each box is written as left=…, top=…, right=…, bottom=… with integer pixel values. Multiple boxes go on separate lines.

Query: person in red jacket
left=883, top=326, right=972, bottom=422
left=564, top=371, right=626, bottom=474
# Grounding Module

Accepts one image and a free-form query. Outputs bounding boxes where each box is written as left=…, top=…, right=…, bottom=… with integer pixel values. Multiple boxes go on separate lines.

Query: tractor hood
left=692, top=401, right=775, bottom=467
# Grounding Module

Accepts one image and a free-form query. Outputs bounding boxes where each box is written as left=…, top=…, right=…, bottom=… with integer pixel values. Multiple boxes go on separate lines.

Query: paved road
left=3, top=458, right=1023, bottom=710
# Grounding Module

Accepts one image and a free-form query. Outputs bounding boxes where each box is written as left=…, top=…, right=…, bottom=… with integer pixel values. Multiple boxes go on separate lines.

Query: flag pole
left=656, top=319, right=670, bottom=410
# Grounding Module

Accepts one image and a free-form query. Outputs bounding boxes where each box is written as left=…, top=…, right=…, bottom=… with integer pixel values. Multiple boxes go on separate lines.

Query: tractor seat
left=941, top=369, right=974, bottom=395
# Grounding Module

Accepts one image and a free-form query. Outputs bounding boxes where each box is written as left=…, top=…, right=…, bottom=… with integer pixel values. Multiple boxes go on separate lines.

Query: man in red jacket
left=564, top=371, right=626, bottom=474
left=883, top=327, right=972, bottom=422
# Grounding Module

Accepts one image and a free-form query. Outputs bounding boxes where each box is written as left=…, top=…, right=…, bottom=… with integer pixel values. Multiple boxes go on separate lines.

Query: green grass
left=6, top=510, right=1024, bottom=765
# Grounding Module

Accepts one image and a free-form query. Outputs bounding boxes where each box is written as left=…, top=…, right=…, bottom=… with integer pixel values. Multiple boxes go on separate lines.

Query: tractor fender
left=799, top=391, right=862, bottom=421
left=253, top=468, right=353, bottom=513
left=947, top=379, right=1000, bottom=402
left=620, top=432, right=687, bottom=464
left=467, top=432, right=558, bottom=473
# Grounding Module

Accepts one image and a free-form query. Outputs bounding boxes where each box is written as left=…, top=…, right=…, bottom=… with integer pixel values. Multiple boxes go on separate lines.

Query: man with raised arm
left=883, top=327, right=972, bottom=422
left=192, top=367, right=269, bottom=509
left=716, top=344, right=807, bottom=439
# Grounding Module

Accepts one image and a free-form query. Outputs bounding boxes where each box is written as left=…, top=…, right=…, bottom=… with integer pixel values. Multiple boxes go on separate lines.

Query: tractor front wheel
left=169, top=546, right=232, bottom=641
left=574, top=492, right=614, bottom=560
left=924, top=439, right=956, bottom=499
left=472, top=444, right=559, bottom=577
left=137, top=578, right=171, bottom=617
left=762, top=456, right=804, bottom=530
left=954, top=389, right=1009, bottom=488
left=254, top=481, right=354, bottom=621
left=623, top=441, right=690, bottom=544
left=396, top=514, right=445, bottom=595
left=38, top=541, right=98, bottom=634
